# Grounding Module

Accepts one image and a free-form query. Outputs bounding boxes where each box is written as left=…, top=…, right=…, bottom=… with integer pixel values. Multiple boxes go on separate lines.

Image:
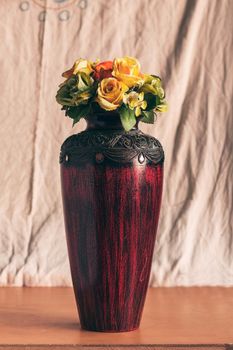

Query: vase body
left=60, top=113, right=164, bottom=332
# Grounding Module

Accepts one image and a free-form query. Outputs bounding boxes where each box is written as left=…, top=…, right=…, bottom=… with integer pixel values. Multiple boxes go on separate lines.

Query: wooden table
left=0, top=287, right=232, bottom=349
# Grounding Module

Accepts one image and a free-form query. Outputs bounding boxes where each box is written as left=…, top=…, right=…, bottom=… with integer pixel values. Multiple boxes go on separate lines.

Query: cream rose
left=62, top=59, right=93, bottom=78
left=96, top=78, right=128, bottom=111
left=112, top=56, right=144, bottom=88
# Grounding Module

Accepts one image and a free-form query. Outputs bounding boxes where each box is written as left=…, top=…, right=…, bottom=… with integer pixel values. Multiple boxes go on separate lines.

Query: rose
left=56, top=73, right=94, bottom=106
left=155, top=103, right=168, bottom=112
left=93, top=61, right=113, bottom=80
left=73, top=73, right=94, bottom=104
left=96, top=77, right=128, bottom=111
left=112, top=56, right=144, bottom=88
left=62, top=59, right=93, bottom=79
left=140, top=74, right=165, bottom=99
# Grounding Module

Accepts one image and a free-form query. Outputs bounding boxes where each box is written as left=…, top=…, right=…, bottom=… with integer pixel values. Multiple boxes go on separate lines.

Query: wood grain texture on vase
left=60, top=113, right=164, bottom=332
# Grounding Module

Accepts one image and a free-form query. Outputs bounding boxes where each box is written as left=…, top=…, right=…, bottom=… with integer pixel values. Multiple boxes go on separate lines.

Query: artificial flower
left=140, top=74, right=165, bottom=99
left=112, top=56, right=144, bottom=88
left=155, top=103, right=168, bottom=112
left=56, top=73, right=94, bottom=106
left=123, top=91, right=147, bottom=117
left=62, top=59, right=93, bottom=79
left=93, top=61, right=113, bottom=80
left=71, top=73, right=94, bottom=105
left=56, top=56, right=167, bottom=131
left=96, top=77, right=128, bottom=111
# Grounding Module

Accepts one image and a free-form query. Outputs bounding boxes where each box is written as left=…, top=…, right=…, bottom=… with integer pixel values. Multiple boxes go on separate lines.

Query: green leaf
left=141, top=110, right=155, bottom=124
left=144, top=93, right=158, bottom=110
left=64, top=105, right=91, bottom=126
left=118, top=105, right=136, bottom=132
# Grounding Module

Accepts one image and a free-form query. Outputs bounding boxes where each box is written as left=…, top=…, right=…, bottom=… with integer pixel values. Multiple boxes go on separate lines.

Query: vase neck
left=85, top=112, right=139, bottom=131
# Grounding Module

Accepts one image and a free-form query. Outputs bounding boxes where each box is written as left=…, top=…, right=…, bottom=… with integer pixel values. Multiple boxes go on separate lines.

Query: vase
left=60, top=112, right=164, bottom=332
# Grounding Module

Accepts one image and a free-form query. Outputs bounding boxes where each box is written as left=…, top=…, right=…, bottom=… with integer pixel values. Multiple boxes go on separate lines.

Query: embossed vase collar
left=60, top=128, right=164, bottom=166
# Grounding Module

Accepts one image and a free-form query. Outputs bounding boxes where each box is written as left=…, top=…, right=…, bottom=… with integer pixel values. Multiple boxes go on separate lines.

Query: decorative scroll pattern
left=60, top=129, right=164, bottom=165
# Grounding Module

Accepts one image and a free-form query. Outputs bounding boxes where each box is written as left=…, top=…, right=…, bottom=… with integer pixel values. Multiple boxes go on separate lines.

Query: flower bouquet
left=56, top=56, right=167, bottom=131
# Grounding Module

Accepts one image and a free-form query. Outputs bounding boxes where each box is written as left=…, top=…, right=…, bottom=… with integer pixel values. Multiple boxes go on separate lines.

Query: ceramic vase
left=60, top=112, right=164, bottom=332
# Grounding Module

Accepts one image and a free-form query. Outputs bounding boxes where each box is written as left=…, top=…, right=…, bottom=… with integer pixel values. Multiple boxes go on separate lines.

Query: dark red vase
left=60, top=112, right=164, bottom=332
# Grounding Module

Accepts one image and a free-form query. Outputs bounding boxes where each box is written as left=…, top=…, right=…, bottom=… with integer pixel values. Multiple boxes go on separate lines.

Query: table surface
left=0, top=287, right=232, bottom=349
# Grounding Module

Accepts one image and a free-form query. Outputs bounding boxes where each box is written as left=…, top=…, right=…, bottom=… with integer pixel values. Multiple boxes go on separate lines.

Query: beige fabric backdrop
left=0, top=0, right=232, bottom=286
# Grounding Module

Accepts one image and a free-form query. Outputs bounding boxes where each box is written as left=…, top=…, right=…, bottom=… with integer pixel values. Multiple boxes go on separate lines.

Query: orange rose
left=93, top=61, right=113, bottom=80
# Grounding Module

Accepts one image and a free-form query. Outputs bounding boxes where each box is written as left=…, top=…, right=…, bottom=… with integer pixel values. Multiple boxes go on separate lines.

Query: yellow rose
left=112, top=56, right=144, bottom=88
left=96, top=78, right=128, bottom=111
left=62, top=59, right=93, bottom=78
